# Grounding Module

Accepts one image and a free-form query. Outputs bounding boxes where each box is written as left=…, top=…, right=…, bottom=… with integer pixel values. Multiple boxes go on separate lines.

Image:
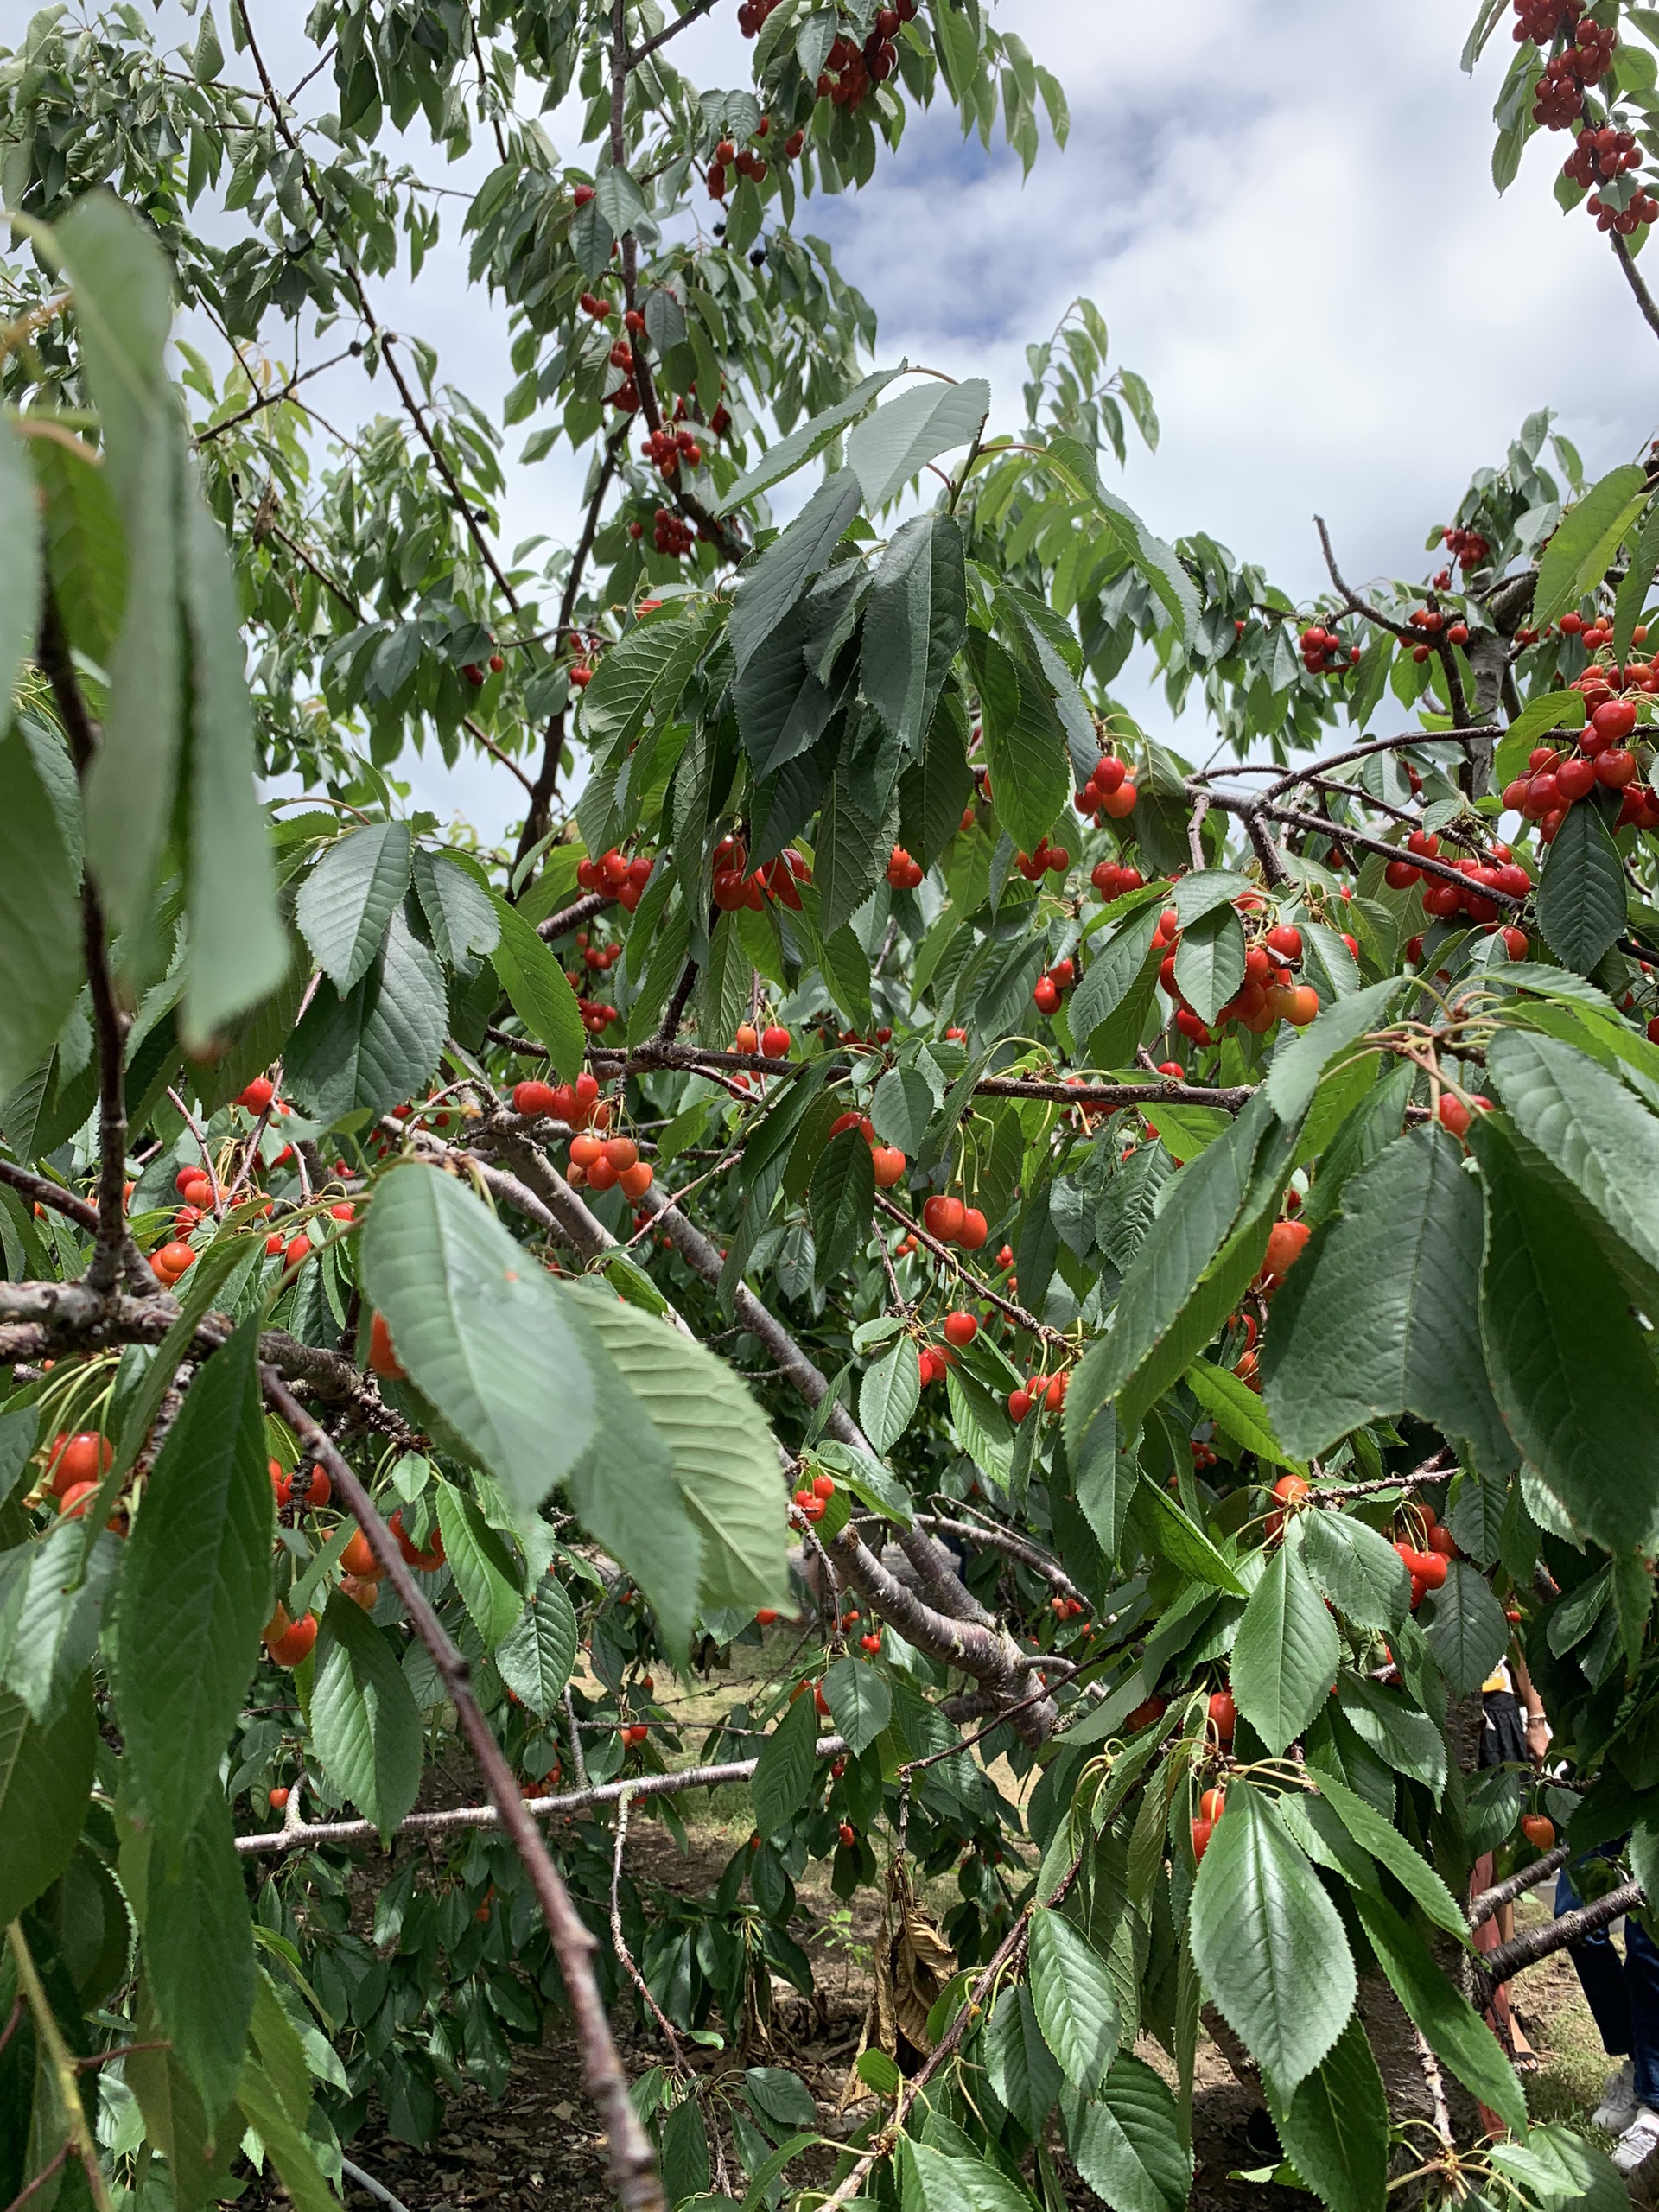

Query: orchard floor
left=320, top=1848, right=1649, bottom=2212
left=264, top=1636, right=1650, bottom=2209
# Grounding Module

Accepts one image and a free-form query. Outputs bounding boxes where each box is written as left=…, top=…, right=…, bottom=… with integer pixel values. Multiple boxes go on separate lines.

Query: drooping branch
left=233, top=1737, right=849, bottom=1856
left=259, top=1368, right=665, bottom=2212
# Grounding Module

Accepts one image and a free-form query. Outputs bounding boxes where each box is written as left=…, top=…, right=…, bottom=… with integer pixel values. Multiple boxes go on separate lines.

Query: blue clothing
left=1556, top=1866, right=1659, bottom=2112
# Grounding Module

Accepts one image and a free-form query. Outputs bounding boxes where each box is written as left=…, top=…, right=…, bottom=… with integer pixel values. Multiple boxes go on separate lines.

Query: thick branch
left=1467, top=1842, right=1570, bottom=1929
left=1476, top=1878, right=1645, bottom=1995
left=259, top=1369, right=664, bottom=2212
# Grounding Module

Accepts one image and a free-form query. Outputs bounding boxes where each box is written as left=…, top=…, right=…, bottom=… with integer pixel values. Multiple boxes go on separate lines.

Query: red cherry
left=368, top=1312, right=405, bottom=1382
left=238, top=1077, right=276, bottom=1113
left=942, top=1311, right=978, bottom=1347
left=1207, top=1689, right=1236, bottom=1740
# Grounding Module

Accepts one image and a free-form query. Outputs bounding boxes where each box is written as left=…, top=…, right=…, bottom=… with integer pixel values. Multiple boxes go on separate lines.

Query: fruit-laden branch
left=1466, top=1841, right=1571, bottom=1929
left=1197, top=785, right=1526, bottom=906
left=236, top=1737, right=847, bottom=1857
left=0, top=1162, right=98, bottom=1232
left=35, top=594, right=154, bottom=1298
left=258, top=1368, right=665, bottom=2212
left=1315, top=515, right=1470, bottom=729
left=1474, top=1878, right=1646, bottom=1998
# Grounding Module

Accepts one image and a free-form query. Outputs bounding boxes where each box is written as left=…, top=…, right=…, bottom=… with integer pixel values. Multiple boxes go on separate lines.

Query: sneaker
left=1611, top=2105, right=1659, bottom=2177
left=1593, top=2058, right=1637, bottom=2134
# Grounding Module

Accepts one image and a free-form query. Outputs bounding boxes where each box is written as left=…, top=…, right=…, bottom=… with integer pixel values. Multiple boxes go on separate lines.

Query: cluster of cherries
left=511, top=1070, right=613, bottom=1128
left=816, top=6, right=917, bottom=108
left=1032, top=956, right=1076, bottom=1017
left=1526, top=2, right=1618, bottom=130
left=919, top=1192, right=989, bottom=1249
left=1090, top=857, right=1147, bottom=901
left=568, top=1131, right=653, bottom=1199
left=1502, top=690, right=1659, bottom=836
left=1389, top=831, right=1534, bottom=929
left=1562, top=124, right=1659, bottom=232
left=734, top=1020, right=793, bottom=1058
left=1157, top=907, right=1322, bottom=1046
left=1072, top=751, right=1139, bottom=822
left=1392, top=1507, right=1458, bottom=1611
left=1299, top=624, right=1360, bottom=676
left=711, top=834, right=811, bottom=912
left=791, top=1470, right=837, bottom=1523
left=37, top=1430, right=115, bottom=1526
left=642, top=425, right=702, bottom=477
left=576, top=846, right=653, bottom=911
left=828, top=1109, right=907, bottom=1187
left=1013, top=835, right=1071, bottom=881
left=1440, top=523, right=1491, bottom=572
left=886, top=844, right=925, bottom=889
left=461, top=641, right=505, bottom=686
left=1008, top=1368, right=1070, bottom=1425
left=262, top=1605, right=319, bottom=1667
left=384, top=1504, right=446, bottom=1571
left=706, top=121, right=772, bottom=200
left=268, top=1453, right=330, bottom=1513
left=650, top=508, right=696, bottom=557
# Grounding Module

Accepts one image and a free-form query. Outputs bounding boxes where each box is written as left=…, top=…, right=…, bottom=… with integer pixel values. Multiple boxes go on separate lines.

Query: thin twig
left=609, top=1789, right=690, bottom=2067
left=1612, top=231, right=1659, bottom=345
left=6, top=1924, right=112, bottom=2212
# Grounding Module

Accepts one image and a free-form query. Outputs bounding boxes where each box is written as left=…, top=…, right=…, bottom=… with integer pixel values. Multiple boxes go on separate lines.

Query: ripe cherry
left=942, top=1310, right=978, bottom=1347
left=1207, top=1688, right=1236, bottom=1741
left=839, top=1822, right=856, bottom=1847
left=1198, top=1786, right=1227, bottom=1822
left=513, top=1078, right=559, bottom=1118
left=238, top=1077, right=276, bottom=1113
left=264, top=1608, right=318, bottom=1668
left=269, top=1787, right=289, bottom=1811
left=1264, top=924, right=1303, bottom=963
left=957, top=1206, right=988, bottom=1251
left=340, top=1528, right=383, bottom=1580
left=761, top=1024, right=791, bottom=1058
left=1007, top=1388, right=1033, bottom=1423
left=1192, top=1817, right=1215, bottom=1863
left=1520, top=1813, right=1555, bottom=1850
left=48, top=1432, right=112, bottom=1494
left=755, top=1608, right=779, bottom=1626
left=871, top=1145, right=907, bottom=1188
left=1261, top=1218, right=1311, bottom=1285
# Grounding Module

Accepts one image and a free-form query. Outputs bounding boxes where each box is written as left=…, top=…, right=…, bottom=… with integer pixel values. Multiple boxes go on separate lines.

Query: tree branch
left=626, top=0, right=723, bottom=68
left=1467, top=1842, right=1570, bottom=1929
left=1475, top=1878, right=1645, bottom=1996
left=1612, top=231, right=1659, bottom=346
left=259, top=1367, right=665, bottom=2212
left=35, top=593, right=153, bottom=1298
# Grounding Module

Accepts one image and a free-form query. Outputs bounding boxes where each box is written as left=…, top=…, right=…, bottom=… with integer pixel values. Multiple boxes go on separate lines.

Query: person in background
left=1471, top=1647, right=1550, bottom=2066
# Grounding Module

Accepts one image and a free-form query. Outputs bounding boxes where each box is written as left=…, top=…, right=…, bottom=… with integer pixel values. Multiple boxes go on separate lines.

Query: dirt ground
left=329, top=1819, right=1645, bottom=2212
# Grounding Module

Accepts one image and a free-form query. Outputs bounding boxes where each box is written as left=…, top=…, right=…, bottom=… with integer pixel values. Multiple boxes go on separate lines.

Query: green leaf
left=576, top=600, right=721, bottom=760
left=751, top=1682, right=821, bottom=1836
left=861, top=513, right=966, bottom=755
left=1188, top=1785, right=1356, bottom=2091
left=1171, top=869, right=1252, bottom=925
left=1332, top=1676, right=1446, bottom=1800
left=870, top=1065, right=936, bottom=1156
left=1533, top=464, right=1649, bottom=629
left=1350, top=1891, right=1526, bottom=2133
left=1268, top=2015, right=1389, bottom=2212
left=0, top=722, right=82, bottom=1096
left=860, top=1335, right=920, bottom=1454
left=1485, top=1028, right=1659, bottom=1285
left=1185, top=1357, right=1303, bottom=1471
left=822, top=1655, right=891, bottom=1754
left=144, top=1787, right=256, bottom=2120
left=729, top=471, right=861, bottom=676
left=284, top=905, right=447, bottom=1122
left=54, top=194, right=184, bottom=941
left=1535, top=796, right=1627, bottom=974
left=896, top=2140, right=1037, bottom=2212
left=1492, top=690, right=1586, bottom=793
left=494, top=1573, right=578, bottom=1719
left=435, top=1482, right=524, bottom=1650
left=1420, top=1558, right=1510, bottom=1700
left=28, top=428, right=126, bottom=668
left=1230, top=1540, right=1341, bottom=1757
left=1067, top=2052, right=1192, bottom=2212
left=1070, top=903, right=1161, bottom=1052
left=562, top=1285, right=789, bottom=1618
left=1489, top=2129, right=1627, bottom=2212
left=1471, top=1116, right=1659, bottom=1553
left=413, top=849, right=499, bottom=967
left=1615, top=504, right=1659, bottom=667
left=112, top=1322, right=272, bottom=1833
left=1071, top=1090, right=1271, bottom=1416
left=972, top=628, right=1068, bottom=856
left=845, top=378, right=989, bottom=510
left=0, top=418, right=41, bottom=737
left=1300, top=1510, right=1410, bottom=1633
left=0, top=1676, right=95, bottom=1928
left=1135, top=1482, right=1247, bottom=1596
left=178, top=489, right=288, bottom=1044
left=982, top=1985, right=1063, bottom=2137
left=235, top=2058, right=338, bottom=2212
left=810, top=1128, right=875, bottom=1287
left=488, top=893, right=587, bottom=1083
left=359, top=1161, right=607, bottom=1515
left=311, top=1591, right=423, bottom=1840
left=1313, top=1770, right=1467, bottom=1942
left=1173, top=903, right=1245, bottom=1027
left=1264, top=981, right=1398, bottom=1127
left=1039, top=436, right=1198, bottom=639
left=1028, top=1905, right=1121, bottom=2094
left=1262, top=1128, right=1509, bottom=1467
left=715, top=368, right=900, bottom=513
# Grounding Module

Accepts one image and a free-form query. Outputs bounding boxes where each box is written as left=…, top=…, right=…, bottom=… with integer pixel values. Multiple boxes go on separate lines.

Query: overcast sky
left=221, top=0, right=1659, bottom=839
